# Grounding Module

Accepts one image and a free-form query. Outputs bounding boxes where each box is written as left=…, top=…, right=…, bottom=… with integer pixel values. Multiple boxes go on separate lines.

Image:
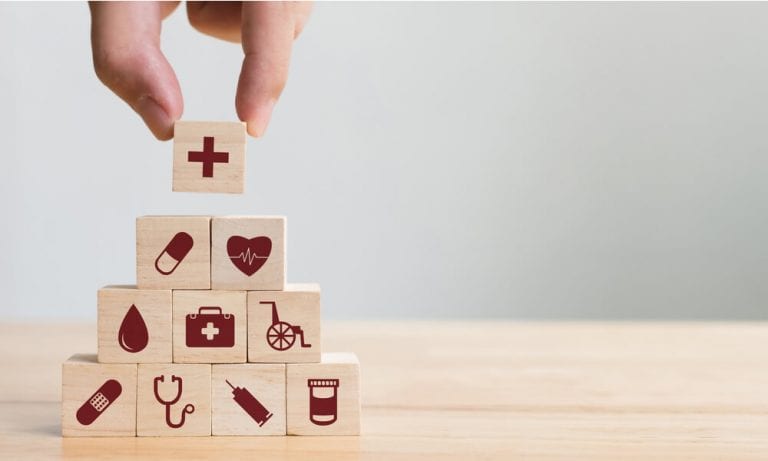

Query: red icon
left=226, top=380, right=273, bottom=427
left=227, top=236, right=271, bottom=276
left=307, top=379, right=339, bottom=426
left=187, top=136, right=229, bottom=178
left=262, top=301, right=311, bottom=351
left=118, top=304, right=149, bottom=353
left=186, top=307, right=235, bottom=348
left=76, top=379, right=122, bottom=425
left=155, top=232, right=193, bottom=275
left=153, top=374, right=195, bottom=429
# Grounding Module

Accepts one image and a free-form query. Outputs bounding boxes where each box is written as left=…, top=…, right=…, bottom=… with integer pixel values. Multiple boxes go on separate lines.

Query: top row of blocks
left=137, top=216, right=285, bottom=291
left=173, top=121, right=247, bottom=194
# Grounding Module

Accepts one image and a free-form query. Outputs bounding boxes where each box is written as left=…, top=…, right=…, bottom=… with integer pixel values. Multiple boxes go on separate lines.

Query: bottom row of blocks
left=62, top=353, right=360, bottom=437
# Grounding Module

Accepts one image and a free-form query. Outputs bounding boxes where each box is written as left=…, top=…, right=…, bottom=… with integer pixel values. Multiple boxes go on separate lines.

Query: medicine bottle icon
left=307, top=379, right=339, bottom=426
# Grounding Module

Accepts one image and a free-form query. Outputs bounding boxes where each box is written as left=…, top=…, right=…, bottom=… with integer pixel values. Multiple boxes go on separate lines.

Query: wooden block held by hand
left=173, top=121, right=246, bottom=194
left=212, top=364, right=286, bottom=435
left=173, top=290, right=247, bottom=363
left=98, top=286, right=172, bottom=363
left=62, top=354, right=137, bottom=437
left=211, top=216, right=286, bottom=291
left=248, top=284, right=321, bottom=363
left=137, top=363, right=212, bottom=436
left=286, top=353, right=361, bottom=435
left=136, top=216, right=211, bottom=290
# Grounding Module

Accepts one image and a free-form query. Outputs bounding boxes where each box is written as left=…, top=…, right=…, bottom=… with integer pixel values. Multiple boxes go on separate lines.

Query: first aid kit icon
left=186, top=306, right=235, bottom=348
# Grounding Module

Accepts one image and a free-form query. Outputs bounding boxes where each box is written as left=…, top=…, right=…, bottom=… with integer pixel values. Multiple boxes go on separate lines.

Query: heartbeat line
left=230, top=248, right=268, bottom=266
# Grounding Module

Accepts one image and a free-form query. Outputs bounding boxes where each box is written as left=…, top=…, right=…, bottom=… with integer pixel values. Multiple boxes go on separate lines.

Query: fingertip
left=236, top=53, right=284, bottom=138
left=237, top=97, right=275, bottom=138
left=135, top=94, right=178, bottom=141
left=237, top=2, right=295, bottom=139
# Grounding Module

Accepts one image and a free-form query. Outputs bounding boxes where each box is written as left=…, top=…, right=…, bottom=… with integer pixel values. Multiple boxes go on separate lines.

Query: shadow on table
left=0, top=402, right=362, bottom=460
left=61, top=436, right=363, bottom=460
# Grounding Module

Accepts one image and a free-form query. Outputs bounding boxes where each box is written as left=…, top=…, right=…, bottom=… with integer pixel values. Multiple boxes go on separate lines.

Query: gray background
left=1, top=2, right=766, bottom=320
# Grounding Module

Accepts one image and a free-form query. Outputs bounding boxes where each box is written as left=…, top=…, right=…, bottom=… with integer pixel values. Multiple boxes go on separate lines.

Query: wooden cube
left=172, top=121, right=246, bottom=194
left=137, top=363, right=212, bottom=436
left=62, top=354, right=137, bottom=437
left=98, top=286, right=172, bottom=363
left=286, top=353, right=360, bottom=435
left=211, top=364, right=286, bottom=436
left=211, top=216, right=286, bottom=291
left=136, top=216, right=211, bottom=290
left=247, top=284, right=321, bottom=363
left=173, top=290, right=247, bottom=363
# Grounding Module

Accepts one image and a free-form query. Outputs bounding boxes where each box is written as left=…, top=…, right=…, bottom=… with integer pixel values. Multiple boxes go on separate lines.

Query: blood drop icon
left=118, top=304, right=149, bottom=353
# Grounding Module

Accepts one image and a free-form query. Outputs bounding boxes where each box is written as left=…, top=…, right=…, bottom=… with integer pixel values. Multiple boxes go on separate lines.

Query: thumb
left=89, top=2, right=183, bottom=140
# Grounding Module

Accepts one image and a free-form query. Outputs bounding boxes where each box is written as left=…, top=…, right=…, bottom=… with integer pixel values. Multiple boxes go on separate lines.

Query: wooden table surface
left=0, top=321, right=767, bottom=460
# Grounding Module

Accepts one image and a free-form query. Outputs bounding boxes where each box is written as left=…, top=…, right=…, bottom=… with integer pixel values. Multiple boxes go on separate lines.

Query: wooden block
left=172, top=121, right=246, bottom=194
left=173, top=290, right=247, bottom=363
left=211, top=216, right=286, bottom=291
left=136, top=216, right=211, bottom=290
left=137, top=363, right=211, bottom=436
left=247, top=284, right=321, bottom=363
left=62, top=354, right=137, bottom=437
left=211, top=364, right=286, bottom=436
left=97, top=286, right=172, bottom=363
left=286, top=353, right=361, bottom=435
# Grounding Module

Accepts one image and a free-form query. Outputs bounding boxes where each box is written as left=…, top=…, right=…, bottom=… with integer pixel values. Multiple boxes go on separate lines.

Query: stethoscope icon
left=153, top=374, right=195, bottom=429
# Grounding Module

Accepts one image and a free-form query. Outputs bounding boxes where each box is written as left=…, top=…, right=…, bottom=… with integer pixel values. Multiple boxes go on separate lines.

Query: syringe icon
left=226, top=379, right=273, bottom=427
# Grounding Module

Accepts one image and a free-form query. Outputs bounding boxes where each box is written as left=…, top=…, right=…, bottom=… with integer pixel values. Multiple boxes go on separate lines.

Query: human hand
left=89, top=1, right=312, bottom=140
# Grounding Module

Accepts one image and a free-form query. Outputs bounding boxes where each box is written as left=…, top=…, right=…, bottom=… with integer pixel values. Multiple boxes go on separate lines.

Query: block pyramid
left=61, top=122, right=361, bottom=437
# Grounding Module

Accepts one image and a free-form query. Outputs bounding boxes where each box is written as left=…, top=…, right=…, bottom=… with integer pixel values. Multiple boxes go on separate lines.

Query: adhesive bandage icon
left=76, top=379, right=122, bottom=425
left=155, top=232, right=194, bottom=275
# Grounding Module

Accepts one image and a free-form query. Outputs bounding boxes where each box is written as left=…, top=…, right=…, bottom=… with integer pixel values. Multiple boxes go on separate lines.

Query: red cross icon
left=201, top=322, right=220, bottom=340
left=187, top=136, right=229, bottom=178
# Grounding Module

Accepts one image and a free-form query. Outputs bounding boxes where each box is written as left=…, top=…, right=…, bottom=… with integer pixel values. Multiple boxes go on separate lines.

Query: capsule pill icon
left=155, top=232, right=194, bottom=275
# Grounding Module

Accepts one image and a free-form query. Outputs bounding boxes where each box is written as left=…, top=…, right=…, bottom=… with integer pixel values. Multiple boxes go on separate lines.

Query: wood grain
left=247, top=284, right=321, bottom=363
left=61, top=354, right=137, bottom=437
left=287, top=352, right=360, bottom=435
left=3, top=321, right=768, bottom=459
left=212, top=364, right=286, bottom=436
left=172, top=121, right=246, bottom=194
left=211, top=216, right=286, bottom=291
left=137, top=363, right=211, bottom=436
left=136, top=216, right=211, bottom=290
left=172, top=290, right=247, bottom=364
left=97, top=286, right=172, bottom=363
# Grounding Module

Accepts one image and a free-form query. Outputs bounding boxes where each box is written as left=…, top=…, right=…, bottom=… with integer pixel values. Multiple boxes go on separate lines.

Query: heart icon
left=227, top=236, right=272, bottom=276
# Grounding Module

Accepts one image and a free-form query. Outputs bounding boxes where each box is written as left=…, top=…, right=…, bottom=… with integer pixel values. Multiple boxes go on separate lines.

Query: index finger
left=235, top=2, right=310, bottom=137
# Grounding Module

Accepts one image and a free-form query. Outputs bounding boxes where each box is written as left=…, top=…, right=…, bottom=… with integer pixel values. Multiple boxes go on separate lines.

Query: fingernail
left=136, top=95, right=173, bottom=140
left=247, top=98, right=276, bottom=138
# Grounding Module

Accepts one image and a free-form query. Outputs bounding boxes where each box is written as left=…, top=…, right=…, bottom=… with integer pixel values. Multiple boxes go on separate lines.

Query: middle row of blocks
left=98, top=284, right=320, bottom=364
